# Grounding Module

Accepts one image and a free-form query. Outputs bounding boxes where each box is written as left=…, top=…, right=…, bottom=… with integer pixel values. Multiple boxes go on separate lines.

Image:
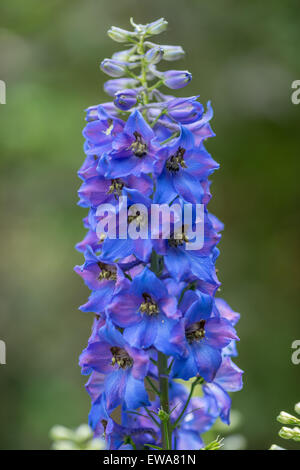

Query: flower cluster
left=75, top=18, right=243, bottom=450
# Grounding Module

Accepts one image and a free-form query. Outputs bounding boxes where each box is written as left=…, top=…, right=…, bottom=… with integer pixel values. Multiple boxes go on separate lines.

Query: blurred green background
left=0, top=0, right=299, bottom=450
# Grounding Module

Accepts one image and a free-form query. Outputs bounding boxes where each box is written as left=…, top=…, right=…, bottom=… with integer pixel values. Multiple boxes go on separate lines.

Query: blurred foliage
left=0, top=0, right=299, bottom=449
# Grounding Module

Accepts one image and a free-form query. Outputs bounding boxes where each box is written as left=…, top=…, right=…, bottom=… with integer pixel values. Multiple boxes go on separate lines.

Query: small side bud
left=100, top=59, right=127, bottom=78
left=161, top=45, right=185, bottom=61
left=277, top=411, right=300, bottom=426
left=107, top=26, right=134, bottom=43
left=146, top=18, right=168, bottom=36
left=295, top=402, right=300, bottom=415
left=158, top=408, right=169, bottom=422
left=163, top=70, right=192, bottom=89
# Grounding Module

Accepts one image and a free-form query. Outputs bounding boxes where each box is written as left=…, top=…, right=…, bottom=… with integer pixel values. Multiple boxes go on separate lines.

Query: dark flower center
left=140, top=293, right=159, bottom=316
left=185, top=320, right=206, bottom=343
left=107, top=178, right=125, bottom=198
left=130, top=131, right=148, bottom=157
left=98, top=262, right=117, bottom=281
left=168, top=227, right=189, bottom=248
left=110, top=346, right=133, bottom=369
left=166, top=146, right=187, bottom=173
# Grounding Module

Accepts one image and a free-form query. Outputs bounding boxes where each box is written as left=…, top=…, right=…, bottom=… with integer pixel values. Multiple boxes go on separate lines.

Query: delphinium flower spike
left=75, top=17, right=243, bottom=450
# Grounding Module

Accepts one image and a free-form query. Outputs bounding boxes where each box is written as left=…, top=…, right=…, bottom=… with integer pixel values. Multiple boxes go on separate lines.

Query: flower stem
left=172, top=377, right=203, bottom=430
left=158, top=351, right=172, bottom=449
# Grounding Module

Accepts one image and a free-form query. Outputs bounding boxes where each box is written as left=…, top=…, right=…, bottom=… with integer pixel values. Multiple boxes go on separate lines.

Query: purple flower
left=82, top=106, right=124, bottom=157
left=76, top=18, right=243, bottom=451
left=154, top=126, right=219, bottom=204
left=100, top=187, right=154, bottom=263
left=80, top=321, right=150, bottom=411
left=163, top=70, right=192, bottom=89
left=107, top=267, right=180, bottom=352
left=186, top=101, right=215, bottom=146
left=102, top=110, right=159, bottom=178
left=77, top=173, right=153, bottom=208
left=171, top=296, right=239, bottom=382
left=74, top=246, right=127, bottom=314
left=203, top=356, right=243, bottom=424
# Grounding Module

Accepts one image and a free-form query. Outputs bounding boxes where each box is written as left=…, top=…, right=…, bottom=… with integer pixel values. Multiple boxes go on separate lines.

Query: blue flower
left=203, top=357, right=243, bottom=424
left=171, top=297, right=239, bottom=382
left=80, top=321, right=150, bottom=412
left=154, top=126, right=219, bottom=204
left=102, top=110, right=159, bottom=178
left=107, top=267, right=181, bottom=353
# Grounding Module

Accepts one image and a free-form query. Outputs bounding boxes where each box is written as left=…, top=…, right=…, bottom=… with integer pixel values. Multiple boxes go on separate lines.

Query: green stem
left=159, top=131, right=180, bottom=146
left=172, top=377, right=203, bottom=430
left=145, top=376, right=160, bottom=396
left=158, top=352, right=172, bottom=450
left=148, top=79, right=164, bottom=92
left=144, top=407, right=160, bottom=427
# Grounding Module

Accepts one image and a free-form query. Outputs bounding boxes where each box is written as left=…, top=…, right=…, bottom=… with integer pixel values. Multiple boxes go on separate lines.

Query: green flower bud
left=277, top=411, right=300, bottom=426
left=158, top=408, right=169, bottom=422
left=52, top=440, right=78, bottom=450
left=279, top=426, right=296, bottom=440
left=146, top=18, right=168, bottom=36
left=85, top=438, right=105, bottom=450
left=295, top=402, right=300, bottom=415
left=108, top=27, right=134, bottom=43
left=202, top=436, right=224, bottom=451
left=74, top=424, right=93, bottom=443
left=49, top=425, right=74, bottom=441
left=161, top=45, right=185, bottom=61
left=269, top=444, right=285, bottom=450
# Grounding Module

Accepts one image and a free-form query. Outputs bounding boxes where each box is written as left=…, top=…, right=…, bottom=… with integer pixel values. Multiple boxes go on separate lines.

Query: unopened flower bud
left=107, top=27, right=134, bottom=43
left=112, top=47, right=136, bottom=62
left=161, top=45, right=185, bottom=61
left=52, top=440, right=78, bottom=450
left=295, top=402, right=300, bottom=415
left=202, top=436, right=224, bottom=451
left=279, top=426, right=296, bottom=440
left=277, top=411, right=300, bottom=426
left=74, top=424, right=93, bottom=443
left=269, top=444, right=285, bottom=450
left=104, top=78, right=139, bottom=97
left=163, top=70, right=192, bottom=89
left=158, top=408, right=169, bottom=422
left=145, top=47, right=164, bottom=64
left=49, top=425, right=74, bottom=441
left=114, top=89, right=138, bottom=111
left=146, top=18, right=168, bottom=35
left=100, top=59, right=127, bottom=78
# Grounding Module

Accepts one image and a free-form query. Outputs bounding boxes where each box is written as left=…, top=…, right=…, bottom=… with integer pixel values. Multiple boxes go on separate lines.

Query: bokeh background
left=0, top=0, right=299, bottom=450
